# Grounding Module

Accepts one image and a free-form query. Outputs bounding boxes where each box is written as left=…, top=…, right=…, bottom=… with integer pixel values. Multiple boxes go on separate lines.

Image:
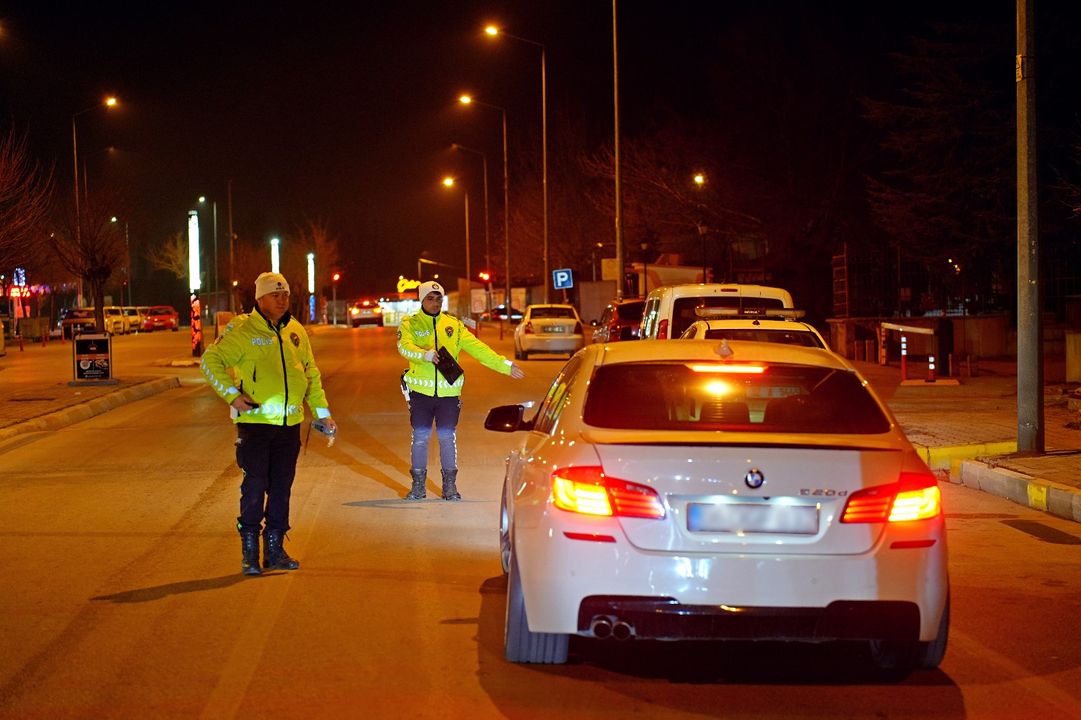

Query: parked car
left=102, top=305, right=128, bottom=335
left=639, top=283, right=795, bottom=340
left=122, top=306, right=145, bottom=333
left=484, top=339, right=948, bottom=669
left=142, top=305, right=179, bottom=332
left=57, top=307, right=97, bottom=339
left=592, top=298, right=645, bottom=343
left=348, top=298, right=383, bottom=327
left=679, top=307, right=829, bottom=349
left=513, top=304, right=585, bottom=360
left=479, top=305, right=524, bottom=322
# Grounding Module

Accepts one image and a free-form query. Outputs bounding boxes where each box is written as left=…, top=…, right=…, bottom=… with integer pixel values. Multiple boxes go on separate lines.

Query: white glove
left=423, top=350, right=437, bottom=363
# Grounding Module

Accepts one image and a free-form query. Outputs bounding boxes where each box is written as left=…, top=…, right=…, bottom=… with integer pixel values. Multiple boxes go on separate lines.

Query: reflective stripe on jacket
left=397, top=311, right=512, bottom=398
left=201, top=308, right=330, bottom=426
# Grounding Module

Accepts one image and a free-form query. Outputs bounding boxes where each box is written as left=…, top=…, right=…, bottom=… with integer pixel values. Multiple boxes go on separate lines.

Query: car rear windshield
left=672, top=297, right=786, bottom=338
left=701, top=328, right=824, bottom=348
left=616, top=301, right=645, bottom=321
left=149, top=308, right=172, bottom=316
left=531, top=307, right=577, bottom=319
left=583, top=362, right=890, bottom=434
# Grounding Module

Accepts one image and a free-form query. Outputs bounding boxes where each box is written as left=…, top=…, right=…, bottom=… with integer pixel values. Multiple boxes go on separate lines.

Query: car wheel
left=513, top=345, right=522, bottom=361
left=870, top=594, right=949, bottom=672
left=171, top=326, right=179, bottom=332
left=520, top=349, right=529, bottom=361
left=505, top=546, right=569, bottom=664
left=499, top=485, right=511, bottom=575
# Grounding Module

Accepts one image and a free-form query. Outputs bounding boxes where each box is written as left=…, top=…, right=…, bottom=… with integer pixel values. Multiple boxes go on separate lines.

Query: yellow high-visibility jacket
left=201, top=309, right=330, bottom=426
left=397, top=310, right=512, bottom=397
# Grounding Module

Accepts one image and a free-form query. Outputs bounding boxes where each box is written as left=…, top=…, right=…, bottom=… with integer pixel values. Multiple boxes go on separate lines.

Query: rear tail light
left=523, top=321, right=534, bottom=334
left=658, top=319, right=669, bottom=339
left=551, top=466, right=665, bottom=519
left=841, top=472, right=941, bottom=523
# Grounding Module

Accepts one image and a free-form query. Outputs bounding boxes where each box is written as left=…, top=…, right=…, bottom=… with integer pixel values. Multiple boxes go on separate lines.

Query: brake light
left=689, top=363, right=766, bottom=374
left=551, top=466, right=665, bottom=519
left=841, top=472, right=941, bottom=523
left=658, top=319, right=669, bottom=339
left=523, top=321, right=534, bottom=334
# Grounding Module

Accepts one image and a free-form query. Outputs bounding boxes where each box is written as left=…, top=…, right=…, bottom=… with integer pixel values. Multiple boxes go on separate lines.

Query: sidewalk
left=2, top=331, right=1079, bottom=523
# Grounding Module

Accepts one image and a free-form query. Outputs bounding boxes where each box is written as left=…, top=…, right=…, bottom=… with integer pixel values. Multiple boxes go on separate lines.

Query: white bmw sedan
left=485, top=339, right=948, bottom=670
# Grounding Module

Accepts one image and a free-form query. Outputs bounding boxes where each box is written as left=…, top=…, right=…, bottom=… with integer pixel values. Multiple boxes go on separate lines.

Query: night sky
left=0, top=1, right=1072, bottom=305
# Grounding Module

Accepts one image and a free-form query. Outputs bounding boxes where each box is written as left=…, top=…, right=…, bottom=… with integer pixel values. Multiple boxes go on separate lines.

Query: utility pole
left=1016, top=0, right=1043, bottom=453
left=227, top=179, right=235, bottom=313
left=612, top=0, right=624, bottom=301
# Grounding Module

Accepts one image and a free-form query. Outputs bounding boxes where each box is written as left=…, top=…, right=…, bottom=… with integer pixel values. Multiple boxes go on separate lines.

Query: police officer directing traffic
left=202, top=271, right=337, bottom=575
left=398, top=280, right=524, bottom=500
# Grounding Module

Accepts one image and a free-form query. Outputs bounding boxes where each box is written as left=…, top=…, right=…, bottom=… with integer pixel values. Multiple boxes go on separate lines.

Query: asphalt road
left=1, top=326, right=1080, bottom=719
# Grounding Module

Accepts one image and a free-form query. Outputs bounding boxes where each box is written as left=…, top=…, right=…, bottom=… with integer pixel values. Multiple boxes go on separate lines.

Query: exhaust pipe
left=590, top=617, right=613, bottom=639
left=612, top=621, right=634, bottom=641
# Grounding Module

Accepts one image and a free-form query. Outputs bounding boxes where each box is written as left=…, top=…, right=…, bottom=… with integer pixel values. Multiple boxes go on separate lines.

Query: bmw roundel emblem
left=744, top=468, right=766, bottom=489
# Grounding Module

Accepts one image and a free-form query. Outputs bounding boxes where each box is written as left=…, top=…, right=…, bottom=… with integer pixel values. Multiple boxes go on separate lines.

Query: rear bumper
left=577, top=596, right=920, bottom=641
left=520, top=335, right=584, bottom=353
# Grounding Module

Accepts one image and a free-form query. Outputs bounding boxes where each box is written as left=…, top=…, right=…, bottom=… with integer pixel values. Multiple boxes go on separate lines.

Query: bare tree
left=48, top=186, right=127, bottom=331
left=145, top=231, right=188, bottom=279
left=0, top=127, right=54, bottom=291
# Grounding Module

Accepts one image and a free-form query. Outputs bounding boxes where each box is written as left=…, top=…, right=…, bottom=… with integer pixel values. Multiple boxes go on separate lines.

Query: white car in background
left=485, top=339, right=948, bottom=670
left=513, top=304, right=585, bottom=360
left=639, top=283, right=795, bottom=340
left=680, top=307, right=830, bottom=349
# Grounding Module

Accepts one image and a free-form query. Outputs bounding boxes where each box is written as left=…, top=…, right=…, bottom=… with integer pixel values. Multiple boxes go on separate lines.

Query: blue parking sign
left=552, top=268, right=574, bottom=290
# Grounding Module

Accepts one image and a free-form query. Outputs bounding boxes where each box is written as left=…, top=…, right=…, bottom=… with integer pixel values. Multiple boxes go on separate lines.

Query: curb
left=0, top=376, right=181, bottom=443
left=913, top=440, right=1018, bottom=474
left=959, top=459, right=1081, bottom=523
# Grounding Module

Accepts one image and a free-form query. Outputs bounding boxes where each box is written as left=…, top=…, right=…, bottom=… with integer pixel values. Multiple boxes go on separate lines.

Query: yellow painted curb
left=915, top=440, right=1018, bottom=471
left=1027, top=483, right=1049, bottom=511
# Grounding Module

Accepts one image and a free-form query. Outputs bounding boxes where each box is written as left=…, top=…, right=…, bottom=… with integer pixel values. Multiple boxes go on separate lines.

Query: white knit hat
left=418, top=280, right=444, bottom=300
left=255, top=272, right=290, bottom=299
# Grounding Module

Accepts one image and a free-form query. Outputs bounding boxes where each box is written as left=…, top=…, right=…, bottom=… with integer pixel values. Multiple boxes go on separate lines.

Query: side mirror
left=484, top=404, right=534, bottom=432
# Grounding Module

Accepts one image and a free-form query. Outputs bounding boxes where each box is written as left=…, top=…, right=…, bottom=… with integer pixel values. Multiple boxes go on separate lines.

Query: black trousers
left=235, top=423, right=302, bottom=532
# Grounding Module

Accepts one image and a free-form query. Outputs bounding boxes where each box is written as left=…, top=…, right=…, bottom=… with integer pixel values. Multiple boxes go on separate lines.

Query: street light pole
left=70, top=97, right=118, bottom=307
left=442, top=177, right=472, bottom=316
left=485, top=26, right=549, bottom=303
left=227, top=179, right=235, bottom=313
left=459, top=95, right=511, bottom=310
left=451, top=143, right=490, bottom=287
left=612, top=1, right=624, bottom=301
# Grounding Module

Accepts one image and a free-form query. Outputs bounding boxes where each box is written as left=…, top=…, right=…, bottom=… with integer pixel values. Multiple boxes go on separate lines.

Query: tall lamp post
left=270, top=237, right=280, bottom=274
left=458, top=94, right=511, bottom=311
left=71, top=96, right=119, bottom=306
left=442, top=177, right=471, bottom=316
left=451, top=143, right=490, bottom=306
left=693, top=173, right=708, bottom=281
left=331, top=272, right=340, bottom=325
left=198, top=195, right=219, bottom=316
left=612, top=1, right=624, bottom=300
left=484, top=25, right=549, bottom=303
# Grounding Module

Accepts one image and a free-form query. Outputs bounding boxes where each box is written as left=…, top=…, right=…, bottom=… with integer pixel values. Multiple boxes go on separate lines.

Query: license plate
left=542, top=325, right=566, bottom=333
left=687, top=502, right=819, bottom=534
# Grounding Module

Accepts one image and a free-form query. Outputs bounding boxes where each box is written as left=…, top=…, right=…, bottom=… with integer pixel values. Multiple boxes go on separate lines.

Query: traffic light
left=478, top=271, right=491, bottom=282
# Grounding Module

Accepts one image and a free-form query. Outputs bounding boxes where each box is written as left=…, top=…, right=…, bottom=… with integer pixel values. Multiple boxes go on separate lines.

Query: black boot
left=441, top=469, right=461, bottom=501
left=406, top=468, right=427, bottom=500
left=239, top=527, right=262, bottom=576
left=263, top=529, right=300, bottom=570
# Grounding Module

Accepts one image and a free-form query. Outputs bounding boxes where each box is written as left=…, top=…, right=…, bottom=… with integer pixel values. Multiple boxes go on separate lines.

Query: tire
left=870, top=594, right=949, bottom=672
left=505, top=547, right=569, bottom=664
left=513, top=345, right=523, bottom=361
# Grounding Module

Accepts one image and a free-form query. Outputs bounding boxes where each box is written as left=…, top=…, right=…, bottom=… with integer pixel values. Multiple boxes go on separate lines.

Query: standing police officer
left=397, top=281, right=524, bottom=500
left=202, top=272, right=337, bottom=575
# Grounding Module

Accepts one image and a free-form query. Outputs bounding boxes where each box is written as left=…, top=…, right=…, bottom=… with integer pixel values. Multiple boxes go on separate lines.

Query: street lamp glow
left=111, top=216, right=118, bottom=223
left=443, top=176, right=455, bottom=187
left=105, top=96, right=118, bottom=107
left=484, top=25, right=500, bottom=36
left=270, top=237, right=280, bottom=273
left=459, top=94, right=472, bottom=105
left=188, top=210, right=201, bottom=292
left=694, top=173, right=706, bottom=186
left=198, top=195, right=206, bottom=203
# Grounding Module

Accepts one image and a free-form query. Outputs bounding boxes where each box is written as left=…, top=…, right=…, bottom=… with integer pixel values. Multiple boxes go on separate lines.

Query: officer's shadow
left=90, top=573, right=281, bottom=602
left=329, top=423, right=423, bottom=502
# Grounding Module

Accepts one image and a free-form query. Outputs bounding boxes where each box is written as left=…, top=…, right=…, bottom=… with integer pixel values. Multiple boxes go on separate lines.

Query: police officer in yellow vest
left=202, top=272, right=336, bottom=575
left=398, top=280, right=524, bottom=500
